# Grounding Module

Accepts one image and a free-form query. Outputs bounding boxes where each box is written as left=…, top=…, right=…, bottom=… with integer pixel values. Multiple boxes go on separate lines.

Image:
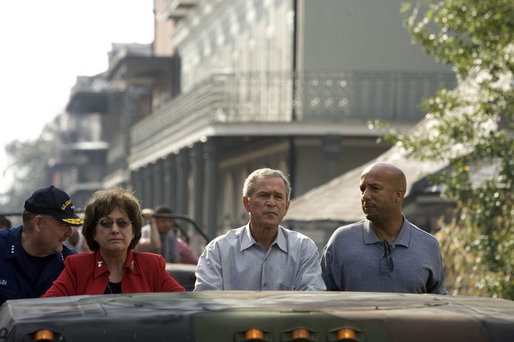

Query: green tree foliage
left=1, top=117, right=62, bottom=214
left=381, top=0, right=513, bottom=298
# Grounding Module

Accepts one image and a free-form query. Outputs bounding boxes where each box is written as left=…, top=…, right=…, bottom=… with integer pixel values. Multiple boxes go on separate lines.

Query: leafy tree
left=376, top=0, right=513, bottom=298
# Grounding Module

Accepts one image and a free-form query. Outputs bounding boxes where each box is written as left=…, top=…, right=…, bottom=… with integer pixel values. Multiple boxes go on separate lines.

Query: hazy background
left=0, top=0, right=154, bottom=194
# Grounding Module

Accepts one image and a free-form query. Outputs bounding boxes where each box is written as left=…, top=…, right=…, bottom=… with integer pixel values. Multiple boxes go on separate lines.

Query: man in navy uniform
left=0, top=186, right=83, bottom=305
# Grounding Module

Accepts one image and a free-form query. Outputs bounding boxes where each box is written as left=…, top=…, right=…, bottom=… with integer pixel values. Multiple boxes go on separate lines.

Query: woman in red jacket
left=43, top=187, right=184, bottom=296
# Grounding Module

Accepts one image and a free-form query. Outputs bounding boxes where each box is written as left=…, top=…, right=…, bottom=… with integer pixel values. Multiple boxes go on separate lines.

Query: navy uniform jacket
left=0, top=226, right=77, bottom=306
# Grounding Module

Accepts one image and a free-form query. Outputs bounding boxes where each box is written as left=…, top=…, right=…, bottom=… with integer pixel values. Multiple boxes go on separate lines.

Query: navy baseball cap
left=24, top=185, right=84, bottom=226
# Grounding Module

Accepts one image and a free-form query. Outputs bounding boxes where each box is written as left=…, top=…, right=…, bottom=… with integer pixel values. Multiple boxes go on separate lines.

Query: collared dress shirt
left=140, top=224, right=180, bottom=263
left=194, top=225, right=326, bottom=291
left=42, top=249, right=184, bottom=297
left=0, top=226, right=77, bottom=305
left=321, top=217, right=447, bottom=294
left=157, top=230, right=180, bottom=263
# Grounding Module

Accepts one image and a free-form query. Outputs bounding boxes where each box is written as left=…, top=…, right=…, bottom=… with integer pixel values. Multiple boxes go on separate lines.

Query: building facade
left=51, top=75, right=111, bottom=208
left=58, top=0, right=455, bottom=240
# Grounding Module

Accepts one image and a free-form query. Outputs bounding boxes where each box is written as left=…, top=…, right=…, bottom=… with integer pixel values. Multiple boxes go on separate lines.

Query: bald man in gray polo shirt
left=321, top=162, right=446, bottom=294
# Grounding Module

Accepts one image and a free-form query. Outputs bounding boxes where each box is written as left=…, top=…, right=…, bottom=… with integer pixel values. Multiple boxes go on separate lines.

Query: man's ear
left=395, top=189, right=405, bottom=203
left=242, top=196, right=250, bottom=212
left=33, top=215, right=43, bottom=232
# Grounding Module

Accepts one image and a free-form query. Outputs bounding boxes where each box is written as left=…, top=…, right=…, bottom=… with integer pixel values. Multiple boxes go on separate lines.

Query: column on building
left=231, top=170, right=242, bottom=227
left=175, top=149, right=189, bottom=215
left=190, top=142, right=204, bottom=230
left=322, top=135, right=342, bottom=182
left=163, top=154, right=177, bottom=210
left=131, top=169, right=144, bottom=204
left=153, top=158, right=164, bottom=206
left=203, top=138, right=218, bottom=239
left=143, top=164, right=153, bottom=209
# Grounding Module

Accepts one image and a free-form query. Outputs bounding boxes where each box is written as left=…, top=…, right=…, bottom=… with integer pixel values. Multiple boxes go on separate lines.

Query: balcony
left=130, top=70, right=455, bottom=165
left=160, top=0, right=199, bottom=22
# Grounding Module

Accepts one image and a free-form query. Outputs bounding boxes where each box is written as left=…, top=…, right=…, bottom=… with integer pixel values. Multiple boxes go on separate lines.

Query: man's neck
left=371, top=215, right=404, bottom=245
left=21, top=229, right=50, bottom=257
left=249, top=223, right=279, bottom=251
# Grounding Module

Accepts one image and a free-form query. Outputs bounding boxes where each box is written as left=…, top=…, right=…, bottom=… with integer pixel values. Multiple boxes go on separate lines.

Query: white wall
left=176, top=0, right=294, bottom=93
left=297, top=0, right=451, bottom=72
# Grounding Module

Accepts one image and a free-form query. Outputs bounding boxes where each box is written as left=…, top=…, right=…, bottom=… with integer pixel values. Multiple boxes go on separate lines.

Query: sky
left=0, top=0, right=154, bottom=194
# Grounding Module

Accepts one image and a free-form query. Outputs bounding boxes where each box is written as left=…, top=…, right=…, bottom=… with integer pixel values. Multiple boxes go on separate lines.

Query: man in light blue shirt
left=194, top=168, right=325, bottom=291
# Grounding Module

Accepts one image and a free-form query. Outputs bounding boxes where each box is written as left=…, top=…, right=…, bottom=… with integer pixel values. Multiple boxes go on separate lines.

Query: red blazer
left=42, top=250, right=184, bottom=297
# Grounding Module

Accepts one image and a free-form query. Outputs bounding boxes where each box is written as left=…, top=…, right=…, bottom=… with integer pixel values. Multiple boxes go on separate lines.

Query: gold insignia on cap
left=61, top=199, right=72, bottom=211
left=62, top=218, right=84, bottom=225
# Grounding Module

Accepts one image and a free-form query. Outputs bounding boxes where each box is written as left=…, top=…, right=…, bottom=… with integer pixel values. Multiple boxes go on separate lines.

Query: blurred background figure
left=136, top=205, right=198, bottom=265
left=175, top=228, right=199, bottom=265
left=0, top=215, right=11, bottom=229
left=63, top=226, right=91, bottom=253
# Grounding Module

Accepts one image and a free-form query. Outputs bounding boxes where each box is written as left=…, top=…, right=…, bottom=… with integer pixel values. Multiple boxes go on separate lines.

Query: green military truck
left=1, top=290, right=513, bottom=341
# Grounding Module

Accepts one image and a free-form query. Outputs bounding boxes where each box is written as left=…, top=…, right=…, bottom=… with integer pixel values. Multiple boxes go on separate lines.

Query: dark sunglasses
left=380, top=241, right=394, bottom=274
left=98, top=218, right=131, bottom=229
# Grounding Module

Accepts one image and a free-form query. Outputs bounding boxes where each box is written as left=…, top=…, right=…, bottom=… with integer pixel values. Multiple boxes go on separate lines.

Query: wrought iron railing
left=131, top=70, right=455, bottom=146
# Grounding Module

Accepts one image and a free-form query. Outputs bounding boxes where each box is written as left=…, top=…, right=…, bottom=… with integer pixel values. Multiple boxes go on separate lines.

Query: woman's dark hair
left=82, top=187, right=143, bottom=252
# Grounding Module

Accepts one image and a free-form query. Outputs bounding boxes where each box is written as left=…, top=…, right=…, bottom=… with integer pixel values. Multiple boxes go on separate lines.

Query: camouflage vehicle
left=1, top=287, right=513, bottom=341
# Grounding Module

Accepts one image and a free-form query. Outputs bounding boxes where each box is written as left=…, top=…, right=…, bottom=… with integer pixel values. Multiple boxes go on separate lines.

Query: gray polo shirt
left=321, top=217, right=446, bottom=294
